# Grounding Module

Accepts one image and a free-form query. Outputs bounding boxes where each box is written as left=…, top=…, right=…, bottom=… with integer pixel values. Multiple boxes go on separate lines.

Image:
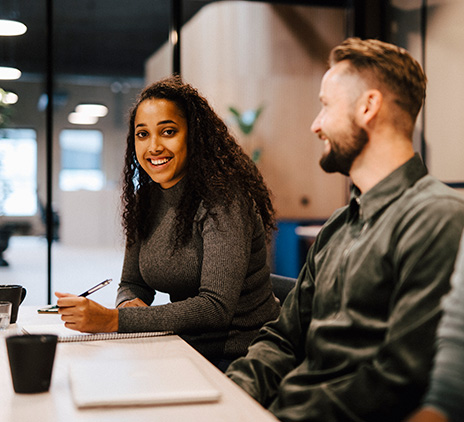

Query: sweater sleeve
left=117, top=199, right=255, bottom=333
left=422, top=233, right=464, bottom=422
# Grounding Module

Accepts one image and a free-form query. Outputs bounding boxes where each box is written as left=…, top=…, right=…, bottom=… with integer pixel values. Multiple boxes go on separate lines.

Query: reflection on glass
left=0, top=129, right=37, bottom=216
left=59, top=129, right=104, bottom=191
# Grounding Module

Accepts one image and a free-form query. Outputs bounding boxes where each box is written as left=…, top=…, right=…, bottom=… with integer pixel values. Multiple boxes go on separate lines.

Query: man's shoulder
left=393, top=175, right=464, bottom=237
left=406, top=174, right=464, bottom=210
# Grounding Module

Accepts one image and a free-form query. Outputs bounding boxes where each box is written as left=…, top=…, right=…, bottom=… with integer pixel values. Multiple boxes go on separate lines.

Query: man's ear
left=356, top=89, right=382, bottom=127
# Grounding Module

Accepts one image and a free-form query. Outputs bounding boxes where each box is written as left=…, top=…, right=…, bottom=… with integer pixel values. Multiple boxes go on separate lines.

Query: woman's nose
left=148, top=136, right=163, bottom=153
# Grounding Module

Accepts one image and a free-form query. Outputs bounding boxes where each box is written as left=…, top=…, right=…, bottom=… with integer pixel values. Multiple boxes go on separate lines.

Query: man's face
left=310, top=62, right=368, bottom=176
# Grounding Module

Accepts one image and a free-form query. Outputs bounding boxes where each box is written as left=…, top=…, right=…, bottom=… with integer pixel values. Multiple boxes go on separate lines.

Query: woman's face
left=134, top=98, right=188, bottom=189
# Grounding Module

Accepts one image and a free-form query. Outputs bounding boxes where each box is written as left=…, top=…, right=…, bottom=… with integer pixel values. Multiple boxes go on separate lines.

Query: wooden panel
left=146, top=2, right=348, bottom=219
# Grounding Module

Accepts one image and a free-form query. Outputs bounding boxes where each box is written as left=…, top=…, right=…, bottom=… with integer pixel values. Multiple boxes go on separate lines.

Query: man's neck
left=349, top=136, right=415, bottom=194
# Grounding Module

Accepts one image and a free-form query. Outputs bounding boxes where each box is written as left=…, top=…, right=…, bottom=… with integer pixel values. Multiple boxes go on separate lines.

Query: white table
left=0, top=306, right=278, bottom=422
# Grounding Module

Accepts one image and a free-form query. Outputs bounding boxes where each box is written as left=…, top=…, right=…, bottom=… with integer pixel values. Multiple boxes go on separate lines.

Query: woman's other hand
left=405, top=408, right=448, bottom=422
left=55, top=292, right=119, bottom=333
left=117, top=298, right=148, bottom=308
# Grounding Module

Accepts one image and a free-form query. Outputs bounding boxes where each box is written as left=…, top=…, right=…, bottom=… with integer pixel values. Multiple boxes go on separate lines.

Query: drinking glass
left=0, top=301, right=12, bottom=330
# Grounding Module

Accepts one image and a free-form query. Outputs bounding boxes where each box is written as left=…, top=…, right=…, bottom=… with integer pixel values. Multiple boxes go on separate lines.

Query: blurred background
left=0, top=0, right=462, bottom=306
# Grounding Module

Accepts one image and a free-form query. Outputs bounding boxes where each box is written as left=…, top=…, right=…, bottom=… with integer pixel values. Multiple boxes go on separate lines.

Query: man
left=226, top=38, right=464, bottom=422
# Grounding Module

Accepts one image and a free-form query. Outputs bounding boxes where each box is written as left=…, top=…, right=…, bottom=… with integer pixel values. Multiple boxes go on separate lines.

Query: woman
left=56, top=75, right=280, bottom=368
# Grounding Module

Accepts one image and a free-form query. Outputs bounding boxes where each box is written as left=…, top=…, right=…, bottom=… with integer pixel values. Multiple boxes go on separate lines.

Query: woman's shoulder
left=195, top=191, right=254, bottom=222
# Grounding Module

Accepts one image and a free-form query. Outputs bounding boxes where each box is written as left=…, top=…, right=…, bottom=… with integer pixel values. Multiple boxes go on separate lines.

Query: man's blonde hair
left=329, top=38, right=426, bottom=123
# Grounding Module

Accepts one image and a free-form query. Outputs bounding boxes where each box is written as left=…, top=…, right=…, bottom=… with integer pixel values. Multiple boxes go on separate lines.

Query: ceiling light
left=0, top=66, right=21, bottom=80
left=0, top=91, right=18, bottom=104
left=75, top=104, right=108, bottom=117
left=0, top=19, right=27, bottom=36
left=68, top=112, right=99, bottom=125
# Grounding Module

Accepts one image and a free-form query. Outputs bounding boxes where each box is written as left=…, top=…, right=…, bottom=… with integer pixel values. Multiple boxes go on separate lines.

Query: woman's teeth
left=149, top=157, right=171, bottom=166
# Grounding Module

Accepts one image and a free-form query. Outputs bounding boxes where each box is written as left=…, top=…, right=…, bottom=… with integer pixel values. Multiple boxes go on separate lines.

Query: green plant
left=228, top=105, right=265, bottom=163
left=228, top=105, right=264, bottom=135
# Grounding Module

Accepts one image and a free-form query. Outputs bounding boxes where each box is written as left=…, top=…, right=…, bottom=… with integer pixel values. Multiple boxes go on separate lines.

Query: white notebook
left=21, top=323, right=172, bottom=342
left=69, top=357, right=221, bottom=408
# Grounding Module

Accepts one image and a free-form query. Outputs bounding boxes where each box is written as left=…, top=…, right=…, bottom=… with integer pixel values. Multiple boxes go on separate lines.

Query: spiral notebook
left=69, top=357, right=221, bottom=408
left=21, top=323, right=173, bottom=342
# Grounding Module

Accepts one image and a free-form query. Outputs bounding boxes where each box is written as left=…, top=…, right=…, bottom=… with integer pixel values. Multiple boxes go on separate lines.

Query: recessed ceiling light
left=75, top=104, right=108, bottom=117
left=0, top=19, right=27, bottom=36
left=68, top=112, right=99, bottom=125
left=0, top=66, right=21, bottom=80
left=1, top=91, right=18, bottom=104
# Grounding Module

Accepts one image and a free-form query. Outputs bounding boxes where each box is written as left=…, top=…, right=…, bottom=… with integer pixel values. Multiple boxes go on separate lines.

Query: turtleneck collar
left=156, top=177, right=187, bottom=206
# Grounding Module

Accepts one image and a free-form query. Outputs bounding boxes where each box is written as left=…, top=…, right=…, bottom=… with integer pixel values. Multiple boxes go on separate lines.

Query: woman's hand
left=117, top=298, right=149, bottom=308
left=55, top=292, right=119, bottom=333
left=405, top=408, right=448, bottom=422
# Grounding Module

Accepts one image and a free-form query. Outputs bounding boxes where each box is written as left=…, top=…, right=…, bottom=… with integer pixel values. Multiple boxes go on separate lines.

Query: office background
left=0, top=0, right=463, bottom=305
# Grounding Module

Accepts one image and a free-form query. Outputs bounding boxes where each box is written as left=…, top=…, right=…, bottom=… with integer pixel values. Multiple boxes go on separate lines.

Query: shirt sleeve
left=116, top=198, right=255, bottom=333
left=226, top=251, right=315, bottom=406
left=422, top=233, right=464, bottom=422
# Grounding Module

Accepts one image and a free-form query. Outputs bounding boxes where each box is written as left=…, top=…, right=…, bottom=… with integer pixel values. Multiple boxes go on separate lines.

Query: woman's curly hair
left=121, top=75, right=276, bottom=248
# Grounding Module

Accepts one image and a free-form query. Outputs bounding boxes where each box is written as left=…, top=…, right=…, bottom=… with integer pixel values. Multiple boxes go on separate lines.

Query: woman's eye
left=135, top=131, right=147, bottom=139
left=163, top=128, right=176, bottom=136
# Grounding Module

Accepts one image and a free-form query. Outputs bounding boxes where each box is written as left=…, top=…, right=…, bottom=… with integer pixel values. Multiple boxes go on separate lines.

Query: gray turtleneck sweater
left=116, top=180, right=280, bottom=360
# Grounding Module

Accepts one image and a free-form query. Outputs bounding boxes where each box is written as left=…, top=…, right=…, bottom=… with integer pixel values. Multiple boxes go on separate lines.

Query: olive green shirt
left=227, top=154, right=464, bottom=421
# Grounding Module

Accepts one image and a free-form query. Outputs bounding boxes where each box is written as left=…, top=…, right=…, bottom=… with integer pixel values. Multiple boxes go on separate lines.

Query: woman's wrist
left=105, top=308, right=119, bottom=332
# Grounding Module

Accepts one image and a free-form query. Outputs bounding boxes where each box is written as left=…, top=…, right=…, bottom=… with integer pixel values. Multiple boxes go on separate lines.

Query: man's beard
left=319, top=122, right=368, bottom=176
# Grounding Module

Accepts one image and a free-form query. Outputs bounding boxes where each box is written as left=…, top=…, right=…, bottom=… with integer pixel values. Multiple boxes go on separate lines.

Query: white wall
left=60, top=189, right=124, bottom=249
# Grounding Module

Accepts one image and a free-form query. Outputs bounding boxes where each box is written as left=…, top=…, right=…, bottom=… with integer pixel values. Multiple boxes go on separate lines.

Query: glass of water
left=0, top=301, right=12, bottom=330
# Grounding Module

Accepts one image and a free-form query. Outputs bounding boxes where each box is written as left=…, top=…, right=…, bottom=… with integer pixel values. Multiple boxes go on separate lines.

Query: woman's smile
left=147, top=157, right=172, bottom=166
left=134, top=98, right=188, bottom=189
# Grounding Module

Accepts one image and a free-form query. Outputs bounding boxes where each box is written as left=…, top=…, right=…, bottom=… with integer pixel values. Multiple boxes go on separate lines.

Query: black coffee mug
left=6, top=334, right=58, bottom=393
left=0, top=285, right=27, bottom=323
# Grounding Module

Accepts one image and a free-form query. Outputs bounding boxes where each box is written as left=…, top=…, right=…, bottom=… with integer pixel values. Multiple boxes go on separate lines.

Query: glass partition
left=0, top=0, right=172, bottom=305
left=0, top=0, right=48, bottom=302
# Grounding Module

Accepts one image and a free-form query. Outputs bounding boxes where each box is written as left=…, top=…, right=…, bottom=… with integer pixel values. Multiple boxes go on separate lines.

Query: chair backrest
left=270, top=273, right=297, bottom=305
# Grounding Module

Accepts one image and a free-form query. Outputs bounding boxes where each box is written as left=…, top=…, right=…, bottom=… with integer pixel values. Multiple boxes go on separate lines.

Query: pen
left=38, top=279, right=112, bottom=312
left=78, top=278, right=112, bottom=297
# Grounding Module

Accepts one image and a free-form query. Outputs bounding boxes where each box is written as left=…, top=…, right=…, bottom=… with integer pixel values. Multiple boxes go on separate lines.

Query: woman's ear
left=356, top=89, right=382, bottom=127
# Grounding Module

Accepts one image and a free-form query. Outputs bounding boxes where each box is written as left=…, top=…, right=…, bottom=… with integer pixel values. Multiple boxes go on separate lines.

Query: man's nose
left=310, top=113, right=321, bottom=134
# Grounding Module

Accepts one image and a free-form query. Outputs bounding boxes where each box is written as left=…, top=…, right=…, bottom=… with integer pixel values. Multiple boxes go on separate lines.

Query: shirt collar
left=350, top=153, right=428, bottom=222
